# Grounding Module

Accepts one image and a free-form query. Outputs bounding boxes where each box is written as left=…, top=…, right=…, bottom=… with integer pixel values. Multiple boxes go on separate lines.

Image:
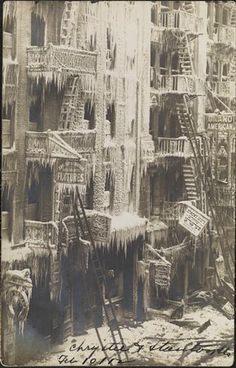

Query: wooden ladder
left=72, top=187, right=130, bottom=364
left=58, top=77, right=81, bottom=130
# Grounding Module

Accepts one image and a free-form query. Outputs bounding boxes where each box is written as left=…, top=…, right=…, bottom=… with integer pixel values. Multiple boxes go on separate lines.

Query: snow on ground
left=27, top=305, right=234, bottom=367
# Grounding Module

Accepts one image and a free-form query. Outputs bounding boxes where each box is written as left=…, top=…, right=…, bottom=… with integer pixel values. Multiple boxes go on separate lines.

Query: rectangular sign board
left=56, top=159, right=86, bottom=185
left=179, top=204, right=210, bottom=237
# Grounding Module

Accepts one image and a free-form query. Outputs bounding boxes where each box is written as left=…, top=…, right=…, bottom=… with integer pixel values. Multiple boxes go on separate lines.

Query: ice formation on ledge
left=110, top=212, right=147, bottom=252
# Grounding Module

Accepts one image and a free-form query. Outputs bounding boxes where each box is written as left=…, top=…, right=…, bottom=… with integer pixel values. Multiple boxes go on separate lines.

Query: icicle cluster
left=3, top=1, right=17, bottom=28
left=123, top=138, right=136, bottom=193
left=3, top=60, right=19, bottom=106
left=110, top=212, right=147, bottom=254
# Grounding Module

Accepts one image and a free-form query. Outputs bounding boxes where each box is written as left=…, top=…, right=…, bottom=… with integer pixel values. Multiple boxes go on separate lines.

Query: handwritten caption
left=58, top=339, right=232, bottom=365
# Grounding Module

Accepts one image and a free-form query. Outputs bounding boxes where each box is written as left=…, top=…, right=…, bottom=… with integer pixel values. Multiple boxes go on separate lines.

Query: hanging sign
left=206, top=113, right=234, bottom=131
left=154, top=260, right=171, bottom=288
left=179, top=204, right=210, bottom=237
left=56, top=159, right=86, bottom=185
left=141, top=134, right=155, bottom=163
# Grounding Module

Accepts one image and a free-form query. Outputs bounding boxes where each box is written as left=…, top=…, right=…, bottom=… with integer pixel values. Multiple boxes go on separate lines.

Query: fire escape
left=149, top=1, right=235, bottom=287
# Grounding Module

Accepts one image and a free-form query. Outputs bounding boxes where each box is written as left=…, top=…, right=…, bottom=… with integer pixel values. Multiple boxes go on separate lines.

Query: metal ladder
left=72, top=187, right=130, bottom=364
left=178, top=34, right=194, bottom=76
left=175, top=94, right=234, bottom=284
left=60, top=1, right=76, bottom=47
left=58, top=77, right=81, bottom=130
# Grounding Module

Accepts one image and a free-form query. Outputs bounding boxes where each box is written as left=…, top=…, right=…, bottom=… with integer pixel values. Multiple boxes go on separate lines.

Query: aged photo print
left=1, top=0, right=235, bottom=366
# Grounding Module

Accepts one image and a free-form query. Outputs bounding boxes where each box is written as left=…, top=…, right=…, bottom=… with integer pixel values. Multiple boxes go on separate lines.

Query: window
left=1, top=186, right=13, bottom=242
left=222, top=9, right=228, bottom=26
left=160, top=52, right=168, bottom=75
left=84, top=101, right=95, bottom=129
left=213, top=61, right=219, bottom=80
left=215, top=4, right=221, bottom=24
left=106, top=27, right=116, bottom=70
left=2, top=104, right=14, bottom=149
left=26, top=179, right=40, bottom=220
left=151, top=45, right=156, bottom=68
left=222, top=63, right=229, bottom=79
left=171, top=52, right=179, bottom=75
left=4, top=14, right=14, bottom=33
left=31, top=13, right=45, bottom=46
left=104, top=172, right=114, bottom=214
left=106, top=103, right=116, bottom=138
left=29, top=82, right=43, bottom=131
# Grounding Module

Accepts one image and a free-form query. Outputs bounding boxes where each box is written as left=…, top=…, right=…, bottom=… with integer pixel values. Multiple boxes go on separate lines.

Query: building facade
left=2, top=1, right=235, bottom=365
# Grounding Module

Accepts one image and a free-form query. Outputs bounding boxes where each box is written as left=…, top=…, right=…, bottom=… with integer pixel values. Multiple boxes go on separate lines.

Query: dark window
left=2, top=187, right=13, bottom=241
left=160, top=53, right=168, bottom=74
left=222, top=9, right=228, bottom=25
left=151, top=45, right=156, bottom=67
left=106, top=103, right=116, bottom=138
left=31, top=13, right=45, bottom=46
left=2, top=104, right=14, bottom=148
left=28, top=180, right=40, bottom=204
left=4, top=15, right=14, bottom=33
left=106, top=27, right=116, bottom=70
left=171, top=52, right=179, bottom=74
left=29, top=98, right=41, bottom=125
left=84, top=101, right=95, bottom=129
left=215, top=4, right=221, bottom=23
left=222, top=64, right=228, bottom=77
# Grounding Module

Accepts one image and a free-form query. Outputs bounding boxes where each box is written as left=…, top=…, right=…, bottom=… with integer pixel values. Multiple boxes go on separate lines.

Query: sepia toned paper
left=1, top=1, right=235, bottom=367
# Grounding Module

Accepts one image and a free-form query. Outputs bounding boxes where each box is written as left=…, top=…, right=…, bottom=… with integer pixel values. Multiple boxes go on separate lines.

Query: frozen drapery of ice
left=123, top=138, right=136, bottom=192
left=3, top=60, right=19, bottom=106
left=3, top=0, right=17, bottom=27
left=110, top=212, right=147, bottom=253
left=146, top=218, right=168, bottom=247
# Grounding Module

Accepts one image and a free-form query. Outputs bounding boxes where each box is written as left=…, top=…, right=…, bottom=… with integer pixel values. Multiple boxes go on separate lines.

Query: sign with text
left=206, top=113, right=234, bottom=131
left=56, top=159, right=86, bottom=185
left=179, top=204, right=210, bottom=237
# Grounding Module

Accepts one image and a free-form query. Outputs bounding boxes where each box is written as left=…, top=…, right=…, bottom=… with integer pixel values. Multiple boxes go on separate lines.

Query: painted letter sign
left=56, top=159, right=86, bottom=185
left=179, top=204, right=210, bottom=237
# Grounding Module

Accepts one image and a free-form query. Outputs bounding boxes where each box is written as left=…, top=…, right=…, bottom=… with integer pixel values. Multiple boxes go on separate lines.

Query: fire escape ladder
left=58, top=77, right=81, bottom=130
left=60, top=1, right=77, bottom=47
left=182, top=162, right=198, bottom=201
left=58, top=2, right=81, bottom=131
left=72, top=187, right=129, bottom=363
left=175, top=94, right=234, bottom=284
left=178, top=34, right=195, bottom=76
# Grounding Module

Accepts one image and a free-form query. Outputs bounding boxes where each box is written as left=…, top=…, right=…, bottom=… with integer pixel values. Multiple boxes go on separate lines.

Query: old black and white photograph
left=1, top=0, right=235, bottom=366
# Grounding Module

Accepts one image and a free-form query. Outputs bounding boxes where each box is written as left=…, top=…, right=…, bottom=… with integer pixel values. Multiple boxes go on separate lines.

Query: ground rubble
left=27, top=302, right=234, bottom=367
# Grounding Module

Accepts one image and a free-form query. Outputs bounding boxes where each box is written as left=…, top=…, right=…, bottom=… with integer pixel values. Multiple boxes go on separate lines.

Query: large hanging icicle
left=27, top=247, right=50, bottom=288
left=3, top=60, right=19, bottom=106
left=32, top=0, right=50, bottom=22
left=110, top=212, right=147, bottom=253
left=3, top=1, right=17, bottom=28
left=103, top=134, right=118, bottom=183
left=123, top=138, right=136, bottom=192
